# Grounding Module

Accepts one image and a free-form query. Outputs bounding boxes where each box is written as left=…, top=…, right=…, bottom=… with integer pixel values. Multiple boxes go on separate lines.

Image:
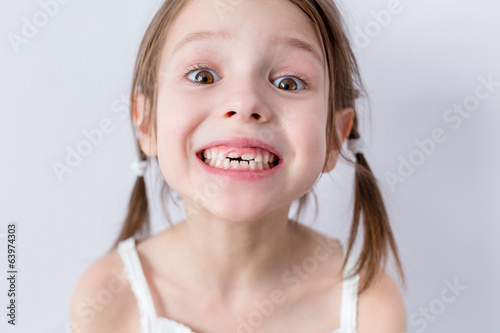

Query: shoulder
left=357, top=269, right=407, bottom=333
left=70, top=247, right=139, bottom=333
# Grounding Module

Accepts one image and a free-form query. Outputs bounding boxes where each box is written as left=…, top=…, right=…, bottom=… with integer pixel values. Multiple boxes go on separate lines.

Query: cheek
left=282, top=116, right=326, bottom=198
left=154, top=90, right=201, bottom=190
left=290, top=110, right=328, bottom=170
left=156, top=86, right=204, bottom=148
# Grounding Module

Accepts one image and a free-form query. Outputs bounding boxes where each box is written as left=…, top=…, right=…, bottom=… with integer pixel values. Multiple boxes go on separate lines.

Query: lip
left=194, top=136, right=284, bottom=181
left=196, top=136, right=283, bottom=161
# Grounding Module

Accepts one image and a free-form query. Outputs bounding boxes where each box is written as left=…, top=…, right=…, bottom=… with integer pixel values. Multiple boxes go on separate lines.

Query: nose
left=217, top=74, right=273, bottom=123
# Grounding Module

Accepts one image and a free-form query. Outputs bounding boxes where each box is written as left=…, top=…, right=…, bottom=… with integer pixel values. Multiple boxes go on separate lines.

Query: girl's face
left=143, top=0, right=346, bottom=221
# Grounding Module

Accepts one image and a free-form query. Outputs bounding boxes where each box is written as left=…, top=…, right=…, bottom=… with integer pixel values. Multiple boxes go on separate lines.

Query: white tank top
left=117, top=236, right=360, bottom=333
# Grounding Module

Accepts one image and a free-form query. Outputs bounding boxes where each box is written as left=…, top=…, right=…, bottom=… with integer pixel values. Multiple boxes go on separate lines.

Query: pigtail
left=342, top=124, right=405, bottom=294
left=109, top=152, right=151, bottom=251
left=110, top=175, right=150, bottom=250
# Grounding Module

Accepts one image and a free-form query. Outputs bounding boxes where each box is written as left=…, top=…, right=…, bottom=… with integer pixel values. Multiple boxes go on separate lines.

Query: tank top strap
left=117, top=237, right=159, bottom=331
left=338, top=241, right=361, bottom=332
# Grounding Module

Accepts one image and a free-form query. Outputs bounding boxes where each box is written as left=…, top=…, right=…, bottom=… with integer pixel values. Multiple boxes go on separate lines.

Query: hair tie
left=347, top=137, right=367, bottom=155
left=131, top=160, right=148, bottom=177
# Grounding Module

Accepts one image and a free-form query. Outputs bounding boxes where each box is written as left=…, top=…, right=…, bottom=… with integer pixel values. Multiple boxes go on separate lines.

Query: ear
left=133, top=92, right=157, bottom=157
left=322, top=107, right=355, bottom=173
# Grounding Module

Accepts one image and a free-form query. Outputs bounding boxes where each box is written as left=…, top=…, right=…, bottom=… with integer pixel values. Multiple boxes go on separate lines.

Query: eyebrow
left=172, top=30, right=324, bottom=65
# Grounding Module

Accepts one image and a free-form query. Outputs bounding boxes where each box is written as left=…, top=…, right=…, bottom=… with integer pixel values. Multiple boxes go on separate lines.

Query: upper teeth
left=204, top=150, right=275, bottom=162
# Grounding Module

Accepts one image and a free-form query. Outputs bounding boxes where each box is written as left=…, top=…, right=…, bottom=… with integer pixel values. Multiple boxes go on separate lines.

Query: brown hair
left=111, top=0, right=405, bottom=295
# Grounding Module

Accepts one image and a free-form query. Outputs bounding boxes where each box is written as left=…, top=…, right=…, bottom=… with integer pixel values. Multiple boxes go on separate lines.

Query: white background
left=1, top=0, right=499, bottom=332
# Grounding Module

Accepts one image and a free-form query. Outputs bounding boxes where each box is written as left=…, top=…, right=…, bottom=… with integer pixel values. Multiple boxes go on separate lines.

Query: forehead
left=163, top=0, right=325, bottom=65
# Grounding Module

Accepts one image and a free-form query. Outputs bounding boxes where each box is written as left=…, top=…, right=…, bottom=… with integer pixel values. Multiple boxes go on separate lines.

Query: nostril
left=224, top=111, right=262, bottom=119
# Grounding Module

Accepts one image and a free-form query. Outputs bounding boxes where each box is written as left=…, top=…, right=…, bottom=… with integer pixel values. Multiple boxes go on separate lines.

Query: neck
left=171, top=204, right=297, bottom=303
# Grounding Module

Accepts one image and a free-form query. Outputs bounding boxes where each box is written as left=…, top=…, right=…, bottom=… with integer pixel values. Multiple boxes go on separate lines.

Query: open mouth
left=196, top=146, right=280, bottom=171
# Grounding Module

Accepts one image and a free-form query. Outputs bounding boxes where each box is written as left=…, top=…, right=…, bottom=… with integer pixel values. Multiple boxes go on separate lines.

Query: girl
left=71, top=0, right=407, bottom=332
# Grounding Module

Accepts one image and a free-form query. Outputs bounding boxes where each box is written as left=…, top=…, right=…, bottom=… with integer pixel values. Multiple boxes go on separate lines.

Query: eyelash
left=183, top=63, right=217, bottom=78
left=182, top=63, right=310, bottom=90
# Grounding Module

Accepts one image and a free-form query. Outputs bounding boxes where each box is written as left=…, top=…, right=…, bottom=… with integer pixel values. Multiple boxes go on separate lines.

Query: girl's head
left=115, top=0, right=404, bottom=294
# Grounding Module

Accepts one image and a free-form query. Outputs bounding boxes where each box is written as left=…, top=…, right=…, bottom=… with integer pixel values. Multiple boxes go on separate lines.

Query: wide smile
left=196, top=145, right=280, bottom=171
left=194, top=144, right=284, bottom=182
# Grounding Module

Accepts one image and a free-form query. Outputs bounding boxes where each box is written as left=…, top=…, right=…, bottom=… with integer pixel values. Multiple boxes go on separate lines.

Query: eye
left=272, top=76, right=307, bottom=91
left=185, top=64, right=221, bottom=85
left=183, top=64, right=309, bottom=91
